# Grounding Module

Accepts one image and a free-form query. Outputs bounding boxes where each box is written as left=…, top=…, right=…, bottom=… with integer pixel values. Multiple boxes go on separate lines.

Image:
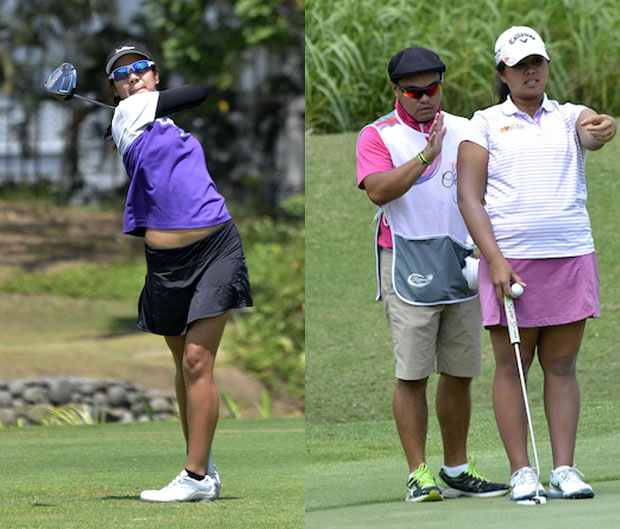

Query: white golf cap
left=494, top=26, right=550, bottom=67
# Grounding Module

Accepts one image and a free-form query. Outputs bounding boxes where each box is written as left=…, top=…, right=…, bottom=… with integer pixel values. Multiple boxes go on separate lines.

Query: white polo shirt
left=463, top=94, right=594, bottom=258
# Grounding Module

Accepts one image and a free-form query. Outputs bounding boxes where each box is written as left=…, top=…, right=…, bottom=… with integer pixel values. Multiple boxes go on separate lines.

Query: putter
left=44, top=62, right=114, bottom=109
left=504, top=291, right=547, bottom=506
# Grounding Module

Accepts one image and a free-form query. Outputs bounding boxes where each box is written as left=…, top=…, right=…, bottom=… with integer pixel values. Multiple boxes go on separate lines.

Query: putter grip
left=504, top=296, right=520, bottom=345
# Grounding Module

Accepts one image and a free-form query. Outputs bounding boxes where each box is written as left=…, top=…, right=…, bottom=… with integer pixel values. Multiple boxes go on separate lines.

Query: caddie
left=356, top=46, right=509, bottom=502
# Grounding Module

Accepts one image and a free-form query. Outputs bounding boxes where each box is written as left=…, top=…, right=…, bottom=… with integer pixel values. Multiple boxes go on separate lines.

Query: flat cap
left=388, top=47, right=446, bottom=82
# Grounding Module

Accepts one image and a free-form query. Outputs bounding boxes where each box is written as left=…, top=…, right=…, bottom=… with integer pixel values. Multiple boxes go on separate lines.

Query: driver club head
left=44, top=63, right=77, bottom=101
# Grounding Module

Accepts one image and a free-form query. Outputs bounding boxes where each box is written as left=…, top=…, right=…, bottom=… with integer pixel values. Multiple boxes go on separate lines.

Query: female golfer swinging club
left=105, top=41, right=253, bottom=502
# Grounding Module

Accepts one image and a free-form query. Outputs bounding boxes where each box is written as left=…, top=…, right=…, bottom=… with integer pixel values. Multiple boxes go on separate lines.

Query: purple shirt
left=111, top=92, right=230, bottom=236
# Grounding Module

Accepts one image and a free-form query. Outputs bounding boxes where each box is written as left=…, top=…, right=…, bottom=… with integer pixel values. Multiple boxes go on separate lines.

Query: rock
left=149, top=397, right=174, bottom=414
left=93, top=392, right=107, bottom=408
left=119, top=412, right=135, bottom=424
left=0, top=408, right=15, bottom=426
left=0, top=377, right=177, bottom=427
left=8, top=380, right=24, bottom=397
left=94, top=380, right=110, bottom=392
left=12, top=399, right=25, bottom=415
left=48, top=378, right=72, bottom=405
left=107, top=407, right=132, bottom=422
left=0, top=390, right=12, bottom=407
left=107, top=385, right=127, bottom=407
left=79, top=382, right=95, bottom=395
left=126, top=391, right=139, bottom=405
left=23, top=386, right=46, bottom=404
left=25, top=404, right=53, bottom=424
left=130, top=402, right=145, bottom=416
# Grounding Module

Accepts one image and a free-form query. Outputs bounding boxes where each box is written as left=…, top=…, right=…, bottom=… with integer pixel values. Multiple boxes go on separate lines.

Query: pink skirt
left=478, top=253, right=599, bottom=328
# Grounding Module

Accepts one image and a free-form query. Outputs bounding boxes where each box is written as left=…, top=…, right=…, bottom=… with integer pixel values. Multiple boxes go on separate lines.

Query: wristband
left=417, top=151, right=431, bottom=166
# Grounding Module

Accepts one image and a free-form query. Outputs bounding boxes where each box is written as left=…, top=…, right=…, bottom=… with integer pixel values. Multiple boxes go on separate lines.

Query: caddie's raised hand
left=423, top=112, right=447, bottom=162
left=580, top=114, right=617, bottom=143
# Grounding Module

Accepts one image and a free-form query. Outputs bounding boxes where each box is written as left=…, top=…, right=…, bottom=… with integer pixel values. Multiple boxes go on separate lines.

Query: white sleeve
left=460, top=110, right=490, bottom=151
left=562, top=102, right=588, bottom=129
left=111, top=91, right=160, bottom=156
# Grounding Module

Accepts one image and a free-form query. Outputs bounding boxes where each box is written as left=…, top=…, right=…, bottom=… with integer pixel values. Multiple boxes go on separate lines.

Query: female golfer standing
left=106, top=41, right=253, bottom=502
left=457, top=27, right=616, bottom=502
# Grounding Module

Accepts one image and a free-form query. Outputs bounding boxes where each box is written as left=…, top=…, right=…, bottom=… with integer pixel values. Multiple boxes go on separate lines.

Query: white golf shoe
left=140, top=470, right=218, bottom=502
left=208, top=464, right=221, bottom=499
left=549, top=466, right=594, bottom=499
left=509, top=467, right=547, bottom=501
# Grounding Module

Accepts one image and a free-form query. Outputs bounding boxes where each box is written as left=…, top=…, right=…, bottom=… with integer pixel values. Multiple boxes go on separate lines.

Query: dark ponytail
left=495, top=62, right=510, bottom=103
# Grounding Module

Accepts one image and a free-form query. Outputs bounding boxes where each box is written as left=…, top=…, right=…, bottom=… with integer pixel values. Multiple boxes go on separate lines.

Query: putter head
left=44, top=63, right=77, bottom=101
left=517, top=495, right=547, bottom=505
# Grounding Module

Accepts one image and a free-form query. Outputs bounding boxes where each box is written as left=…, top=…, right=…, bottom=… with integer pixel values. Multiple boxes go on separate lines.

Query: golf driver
left=504, top=286, right=547, bottom=506
left=44, top=62, right=114, bottom=109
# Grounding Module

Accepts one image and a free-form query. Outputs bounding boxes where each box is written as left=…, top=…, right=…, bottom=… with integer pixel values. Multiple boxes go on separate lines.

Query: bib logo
left=416, top=152, right=441, bottom=185
left=407, top=273, right=433, bottom=288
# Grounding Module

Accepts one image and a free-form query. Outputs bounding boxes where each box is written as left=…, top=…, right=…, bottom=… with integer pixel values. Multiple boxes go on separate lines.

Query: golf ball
left=511, top=283, right=524, bottom=297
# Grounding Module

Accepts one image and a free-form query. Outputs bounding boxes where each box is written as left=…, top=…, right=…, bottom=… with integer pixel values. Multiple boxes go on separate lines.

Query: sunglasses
left=108, top=60, right=156, bottom=81
left=396, top=81, right=442, bottom=100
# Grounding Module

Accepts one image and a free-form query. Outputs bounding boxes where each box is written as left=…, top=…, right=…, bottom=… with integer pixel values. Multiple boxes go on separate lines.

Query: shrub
left=231, top=196, right=305, bottom=400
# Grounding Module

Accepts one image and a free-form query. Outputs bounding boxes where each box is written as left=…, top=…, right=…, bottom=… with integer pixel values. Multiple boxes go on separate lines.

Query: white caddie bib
left=366, top=110, right=478, bottom=305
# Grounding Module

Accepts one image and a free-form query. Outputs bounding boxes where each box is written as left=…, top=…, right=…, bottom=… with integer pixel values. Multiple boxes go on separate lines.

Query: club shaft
left=504, top=296, right=542, bottom=488
left=73, top=94, right=114, bottom=109
left=512, top=341, right=541, bottom=477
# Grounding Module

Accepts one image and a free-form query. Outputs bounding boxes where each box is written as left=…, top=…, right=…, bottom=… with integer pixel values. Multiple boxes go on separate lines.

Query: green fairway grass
left=0, top=293, right=174, bottom=389
left=0, top=417, right=304, bottom=529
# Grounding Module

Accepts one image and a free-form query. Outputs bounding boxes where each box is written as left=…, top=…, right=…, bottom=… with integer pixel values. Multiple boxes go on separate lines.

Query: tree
left=1, top=0, right=128, bottom=194
left=142, top=0, right=305, bottom=212
left=0, top=0, right=305, bottom=209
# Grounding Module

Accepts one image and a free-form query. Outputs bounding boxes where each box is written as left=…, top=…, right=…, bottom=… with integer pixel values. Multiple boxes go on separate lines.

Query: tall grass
left=306, top=0, right=620, bottom=132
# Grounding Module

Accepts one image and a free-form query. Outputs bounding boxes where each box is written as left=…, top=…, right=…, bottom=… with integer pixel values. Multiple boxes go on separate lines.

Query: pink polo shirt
left=357, top=99, right=437, bottom=248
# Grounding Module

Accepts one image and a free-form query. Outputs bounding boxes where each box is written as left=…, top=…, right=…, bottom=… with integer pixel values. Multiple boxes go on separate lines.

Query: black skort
left=137, top=220, right=253, bottom=336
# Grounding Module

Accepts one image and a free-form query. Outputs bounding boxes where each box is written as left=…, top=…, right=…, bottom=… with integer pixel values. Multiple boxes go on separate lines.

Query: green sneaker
left=405, top=463, right=443, bottom=503
left=438, top=457, right=509, bottom=498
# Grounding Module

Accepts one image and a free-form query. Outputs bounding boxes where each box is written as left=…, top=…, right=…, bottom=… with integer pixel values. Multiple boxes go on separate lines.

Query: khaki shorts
left=380, top=248, right=482, bottom=380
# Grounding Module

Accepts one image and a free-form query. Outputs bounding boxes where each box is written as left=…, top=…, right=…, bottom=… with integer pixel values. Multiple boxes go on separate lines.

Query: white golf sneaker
left=208, top=464, right=221, bottom=499
left=549, top=466, right=594, bottom=499
left=509, top=467, right=547, bottom=501
left=140, top=470, right=218, bottom=502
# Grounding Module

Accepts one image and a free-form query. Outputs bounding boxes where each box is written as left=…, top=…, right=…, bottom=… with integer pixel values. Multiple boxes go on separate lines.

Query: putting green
left=307, top=427, right=620, bottom=528
left=306, top=480, right=620, bottom=529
